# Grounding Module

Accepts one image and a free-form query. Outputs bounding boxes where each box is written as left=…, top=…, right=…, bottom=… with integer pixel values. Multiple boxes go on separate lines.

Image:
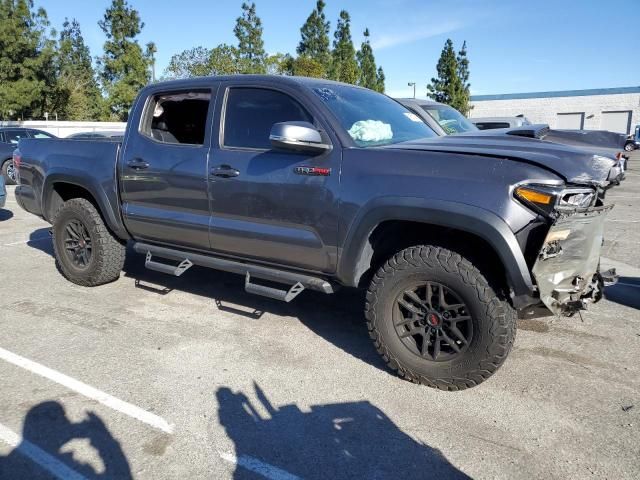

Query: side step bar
left=133, top=242, right=336, bottom=297
left=244, top=273, right=305, bottom=302
left=145, top=252, right=192, bottom=277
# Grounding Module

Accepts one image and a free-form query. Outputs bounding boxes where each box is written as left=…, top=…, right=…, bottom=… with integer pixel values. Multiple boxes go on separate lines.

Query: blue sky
left=39, top=0, right=639, bottom=99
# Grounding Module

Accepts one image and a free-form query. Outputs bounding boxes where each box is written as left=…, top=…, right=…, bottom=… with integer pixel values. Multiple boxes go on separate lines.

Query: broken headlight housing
left=557, top=188, right=596, bottom=209
left=514, top=184, right=596, bottom=217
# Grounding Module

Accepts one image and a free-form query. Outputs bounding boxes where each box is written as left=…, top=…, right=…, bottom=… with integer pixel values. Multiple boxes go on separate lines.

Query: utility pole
left=408, top=82, right=416, bottom=99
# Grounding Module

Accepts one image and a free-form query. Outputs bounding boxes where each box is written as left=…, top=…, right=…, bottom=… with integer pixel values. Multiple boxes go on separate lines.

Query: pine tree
left=234, top=2, right=266, bottom=74
left=56, top=18, right=102, bottom=120
left=98, top=0, right=152, bottom=120
left=330, top=10, right=359, bottom=84
left=356, top=28, right=378, bottom=90
left=297, top=0, right=331, bottom=76
left=456, top=40, right=472, bottom=115
left=427, top=39, right=464, bottom=111
left=375, top=66, right=386, bottom=93
left=0, top=0, right=52, bottom=119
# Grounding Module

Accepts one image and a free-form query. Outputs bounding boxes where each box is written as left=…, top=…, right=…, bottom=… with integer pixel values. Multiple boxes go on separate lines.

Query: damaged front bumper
left=532, top=204, right=618, bottom=316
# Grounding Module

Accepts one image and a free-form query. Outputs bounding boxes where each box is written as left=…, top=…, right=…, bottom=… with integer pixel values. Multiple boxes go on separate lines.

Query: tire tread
left=365, top=245, right=516, bottom=391
left=52, top=198, right=125, bottom=286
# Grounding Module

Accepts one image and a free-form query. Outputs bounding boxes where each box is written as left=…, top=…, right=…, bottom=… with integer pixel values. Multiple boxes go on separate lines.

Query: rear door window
left=222, top=88, right=312, bottom=149
left=141, top=90, right=212, bottom=145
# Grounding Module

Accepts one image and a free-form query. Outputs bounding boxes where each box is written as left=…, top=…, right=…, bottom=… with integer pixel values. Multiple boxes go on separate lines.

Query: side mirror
left=269, top=121, right=332, bottom=154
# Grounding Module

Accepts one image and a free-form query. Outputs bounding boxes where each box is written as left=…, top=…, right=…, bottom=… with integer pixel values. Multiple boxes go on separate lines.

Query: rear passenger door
left=207, top=83, right=340, bottom=273
left=120, top=87, right=216, bottom=250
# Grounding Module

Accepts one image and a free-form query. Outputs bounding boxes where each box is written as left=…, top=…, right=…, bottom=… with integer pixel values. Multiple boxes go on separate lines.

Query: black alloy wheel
left=394, top=281, right=472, bottom=361
left=62, top=219, right=93, bottom=269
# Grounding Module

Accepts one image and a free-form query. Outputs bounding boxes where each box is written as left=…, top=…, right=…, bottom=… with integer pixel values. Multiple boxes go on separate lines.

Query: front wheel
left=1, top=159, right=16, bottom=185
left=52, top=198, right=126, bottom=286
left=365, top=245, right=516, bottom=391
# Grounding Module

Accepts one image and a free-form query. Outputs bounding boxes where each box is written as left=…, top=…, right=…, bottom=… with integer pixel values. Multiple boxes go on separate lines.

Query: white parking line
left=2, top=235, right=50, bottom=247
left=219, top=451, right=302, bottom=480
left=0, top=422, right=88, bottom=480
left=0, top=347, right=174, bottom=434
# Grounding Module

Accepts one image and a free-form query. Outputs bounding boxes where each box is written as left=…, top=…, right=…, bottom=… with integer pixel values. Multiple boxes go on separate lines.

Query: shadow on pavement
left=26, top=238, right=386, bottom=375
left=29, top=227, right=54, bottom=254
left=122, top=247, right=388, bottom=373
left=605, top=277, right=640, bottom=310
left=0, top=401, right=132, bottom=479
left=216, top=382, right=469, bottom=480
left=0, top=209, right=13, bottom=221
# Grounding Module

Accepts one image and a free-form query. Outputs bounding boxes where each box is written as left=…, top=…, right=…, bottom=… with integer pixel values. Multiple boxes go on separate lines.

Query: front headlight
left=558, top=189, right=596, bottom=209
left=514, top=184, right=596, bottom=217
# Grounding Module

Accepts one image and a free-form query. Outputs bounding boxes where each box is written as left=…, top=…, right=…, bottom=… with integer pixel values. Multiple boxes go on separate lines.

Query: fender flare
left=337, top=197, right=535, bottom=298
left=42, top=170, right=129, bottom=240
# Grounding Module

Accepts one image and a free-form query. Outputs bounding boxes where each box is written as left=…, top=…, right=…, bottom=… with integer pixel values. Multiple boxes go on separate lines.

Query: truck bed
left=14, top=138, right=122, bottom=229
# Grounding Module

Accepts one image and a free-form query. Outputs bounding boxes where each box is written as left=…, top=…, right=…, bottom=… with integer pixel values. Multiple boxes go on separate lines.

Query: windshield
left=421, top=104, right=477, bottom=134
left=311, top=85, right=436, bottom=147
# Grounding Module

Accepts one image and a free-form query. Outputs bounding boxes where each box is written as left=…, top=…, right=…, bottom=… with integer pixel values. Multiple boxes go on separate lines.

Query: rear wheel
left=365, top=245, right=516, bottom=391
left=52, top=198, right=125, bottom=286
left=1, top=159, right=16, bottom=185
left=624, top=142, right=635, bottom=152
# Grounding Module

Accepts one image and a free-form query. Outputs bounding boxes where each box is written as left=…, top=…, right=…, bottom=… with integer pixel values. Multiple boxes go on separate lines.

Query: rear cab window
left=222, top=87, right=313, bottom=150
left=140, top=90, right=212, bottom=146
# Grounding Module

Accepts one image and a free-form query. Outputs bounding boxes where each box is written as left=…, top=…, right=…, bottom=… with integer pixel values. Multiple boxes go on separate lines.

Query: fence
left=0, top=121, right=126, bottom=138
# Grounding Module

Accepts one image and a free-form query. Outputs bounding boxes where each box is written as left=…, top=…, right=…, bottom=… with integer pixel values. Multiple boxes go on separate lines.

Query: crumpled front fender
left=532, top=205, right=613, bottom=315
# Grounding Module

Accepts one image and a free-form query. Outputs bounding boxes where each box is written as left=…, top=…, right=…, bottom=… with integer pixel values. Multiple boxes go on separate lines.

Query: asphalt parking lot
left=0, top=152, right=639, bottom=480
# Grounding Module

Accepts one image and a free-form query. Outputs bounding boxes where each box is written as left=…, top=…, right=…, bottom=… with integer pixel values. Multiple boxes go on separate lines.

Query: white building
left=470, top=87, right=640, bottom=134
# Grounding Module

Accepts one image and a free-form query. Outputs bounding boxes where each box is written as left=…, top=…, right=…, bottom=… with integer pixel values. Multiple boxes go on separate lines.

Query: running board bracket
left=244, top=272, right=305, bottom=302
left=145, top=251, right=193, bottom=277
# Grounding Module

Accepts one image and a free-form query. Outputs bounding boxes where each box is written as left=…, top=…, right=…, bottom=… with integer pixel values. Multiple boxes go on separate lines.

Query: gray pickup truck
left=14, top=76, right=625, bottom=390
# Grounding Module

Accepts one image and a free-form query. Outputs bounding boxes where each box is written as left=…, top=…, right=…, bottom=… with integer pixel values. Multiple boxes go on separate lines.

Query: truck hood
left=458, top=124, right=625, bottom=158
left=388, top=135, right=624, bottom=188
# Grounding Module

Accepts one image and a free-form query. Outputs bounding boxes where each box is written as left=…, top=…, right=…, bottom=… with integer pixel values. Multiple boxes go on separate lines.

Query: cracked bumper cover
left=532, top=204, right=614, bottom=316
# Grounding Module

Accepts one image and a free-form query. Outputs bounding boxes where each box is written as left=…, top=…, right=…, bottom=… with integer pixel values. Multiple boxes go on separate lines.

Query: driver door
left=207, top=83, right=341, bottom=273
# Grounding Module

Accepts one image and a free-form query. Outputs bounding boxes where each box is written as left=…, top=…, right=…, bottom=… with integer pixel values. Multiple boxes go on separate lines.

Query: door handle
left=127, top=158, right=149, bottom=170
left=211, top=164, right=240, bottom=178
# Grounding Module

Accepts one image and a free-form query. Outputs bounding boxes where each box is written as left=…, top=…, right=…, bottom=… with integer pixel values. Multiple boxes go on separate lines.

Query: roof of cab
left=146, top=75, right=367, bottom=92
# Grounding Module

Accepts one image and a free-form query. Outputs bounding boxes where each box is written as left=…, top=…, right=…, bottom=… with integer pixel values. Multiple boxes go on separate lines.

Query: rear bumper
left=14, top=185, right=42, bottom=217
left=532, top=204, right=612, bottom=316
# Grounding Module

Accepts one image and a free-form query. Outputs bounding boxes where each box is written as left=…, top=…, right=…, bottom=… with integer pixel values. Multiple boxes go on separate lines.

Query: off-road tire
left=1, top=159, right=16, bottom=185
left=52, top=198, right=125, bottom=286
left=365, top=245, right=517, bottom=391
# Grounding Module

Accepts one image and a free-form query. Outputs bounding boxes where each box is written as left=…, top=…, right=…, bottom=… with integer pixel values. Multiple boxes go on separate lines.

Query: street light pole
left=407, top=82, right=416, bottom=99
